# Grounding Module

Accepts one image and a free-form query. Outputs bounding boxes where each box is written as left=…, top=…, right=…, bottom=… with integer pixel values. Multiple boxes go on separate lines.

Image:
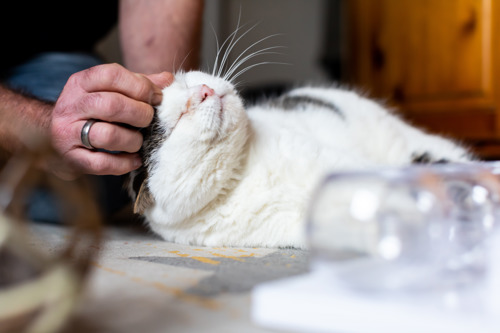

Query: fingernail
left=151, top=72, right=173, bottom=105
left=162, top=72, right=174, bottom=86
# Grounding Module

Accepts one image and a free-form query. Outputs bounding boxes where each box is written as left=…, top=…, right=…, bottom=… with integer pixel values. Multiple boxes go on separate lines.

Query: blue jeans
left=6, top=52, right=102, bottom=101
left=4, top=52, right=130, bottom=223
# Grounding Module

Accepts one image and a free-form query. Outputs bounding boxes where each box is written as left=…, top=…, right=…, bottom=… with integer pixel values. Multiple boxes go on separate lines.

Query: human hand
left=50, top=63, right=173, bottom=178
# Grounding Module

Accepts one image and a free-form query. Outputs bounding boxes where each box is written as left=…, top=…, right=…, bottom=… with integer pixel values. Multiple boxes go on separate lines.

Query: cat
left=127, top=70, right=474, bottom=249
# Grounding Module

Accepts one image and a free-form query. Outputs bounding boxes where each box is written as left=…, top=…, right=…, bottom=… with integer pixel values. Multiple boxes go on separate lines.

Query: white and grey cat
left=128, top=70, right=473, bottom=249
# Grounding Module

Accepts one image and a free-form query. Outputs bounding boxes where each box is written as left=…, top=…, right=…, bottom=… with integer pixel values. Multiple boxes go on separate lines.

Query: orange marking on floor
left=169, top=250, right=221, bottom=264
left=168, top=251, right=190, bottom=257
left=92, top=262, right=219, bottom=310
left=210, top=252, right=245, bottom=262
left=131, top=277, right=144, bottom=283
left=238, top=253, right=256, bottom=258
left=190, top=256, right=221, bottom=265
left=92, top=262, right=126, bottom=276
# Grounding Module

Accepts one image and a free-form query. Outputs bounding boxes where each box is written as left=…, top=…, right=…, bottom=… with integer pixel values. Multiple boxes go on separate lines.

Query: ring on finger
left=81, top=119, right=98, bottom=150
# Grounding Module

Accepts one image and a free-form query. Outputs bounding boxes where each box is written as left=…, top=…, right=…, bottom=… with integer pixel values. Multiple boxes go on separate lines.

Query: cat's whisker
left=212, top=25, right=240, bottom=76
left=213, top=10, right=246, bottom=77
left=231, top=79, right=247, bottom=90
left=223, top=34, right=284, bottom=80
left=204, top=60, right=212, bottom=74
left=223, top=46, right=285, bottom=81
left=216, top=5, right=248, bottom=77
left=213, top=28, right=245, bottom=77
left=171, top=50, right=178, bottom=75
left=229, top=61, right=291, bottom=83
left=210, top=23, right=221, bottom=76
left=178, top=49, right=193, bottom=73
left=225, top=52, right=285, bottom=83
left=217, top=22, right=260, bottom=78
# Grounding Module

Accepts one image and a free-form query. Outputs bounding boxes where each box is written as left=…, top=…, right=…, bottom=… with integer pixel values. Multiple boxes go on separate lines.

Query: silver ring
left=81, top=119, right=97, bottom=149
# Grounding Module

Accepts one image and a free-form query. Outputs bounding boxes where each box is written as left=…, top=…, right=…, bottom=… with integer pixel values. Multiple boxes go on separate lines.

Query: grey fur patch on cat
left=141, top=112, right=167, bottom=168
left=269, top=94, right=344, bottom=118
left=411, top=152, right=450, bottom=164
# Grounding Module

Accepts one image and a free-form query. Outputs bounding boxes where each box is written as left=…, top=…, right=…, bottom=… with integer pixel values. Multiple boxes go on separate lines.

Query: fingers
left=146, top=72, right=174, bottom=89
left=78, top=91, right=155, bottom=128
left=65, top=149, right=142, bottom=176
left=78, top=120, right=143, bottom=153
left=75, top=63, right=164, bottom=106
left=51, top=64, right=174, bottom=176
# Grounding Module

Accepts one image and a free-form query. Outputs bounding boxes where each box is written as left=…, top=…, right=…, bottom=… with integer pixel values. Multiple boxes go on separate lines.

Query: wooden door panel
left=348, top=0, right=493, bottom=107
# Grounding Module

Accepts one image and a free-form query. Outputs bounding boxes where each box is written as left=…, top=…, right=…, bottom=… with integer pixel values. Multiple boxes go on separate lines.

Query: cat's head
left=130, top=71, right=250, bottom=223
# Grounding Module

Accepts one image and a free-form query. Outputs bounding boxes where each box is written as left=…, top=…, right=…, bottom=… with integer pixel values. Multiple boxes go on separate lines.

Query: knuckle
left=68, top=63, right=126, bottom=93
left=66, top=72, right=81, bottom=87
left=100, top=63, right=123, bottom=81
left=80, top=65, right=103, bottom=84
left=88, top=63, right=124, bottom=87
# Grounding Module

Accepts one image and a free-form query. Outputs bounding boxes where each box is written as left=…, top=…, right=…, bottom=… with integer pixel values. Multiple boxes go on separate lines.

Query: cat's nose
left=200, top=84, right=215, bottom=100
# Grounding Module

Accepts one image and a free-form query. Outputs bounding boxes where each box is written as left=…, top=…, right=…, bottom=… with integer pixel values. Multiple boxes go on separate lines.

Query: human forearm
left=119, top=0, right=204, bottom=74
left=0, top=85, right=53, bottom=154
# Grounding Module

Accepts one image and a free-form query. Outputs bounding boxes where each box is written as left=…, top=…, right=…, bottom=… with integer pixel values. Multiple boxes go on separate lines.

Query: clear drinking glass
left=430, top=163, right=500, bottom=285
left=307, top=164, right=500, bottom=293
left=307, top=167, right=450, bottom=292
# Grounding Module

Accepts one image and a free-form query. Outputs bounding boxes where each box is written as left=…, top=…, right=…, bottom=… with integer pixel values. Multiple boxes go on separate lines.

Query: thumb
left=146, top=71, right=174, bottom=89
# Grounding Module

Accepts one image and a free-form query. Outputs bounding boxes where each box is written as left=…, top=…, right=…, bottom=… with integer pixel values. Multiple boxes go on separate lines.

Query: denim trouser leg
left=6, top=52, right=104, bottom=101
left=4, top=52, right=130, bottom=223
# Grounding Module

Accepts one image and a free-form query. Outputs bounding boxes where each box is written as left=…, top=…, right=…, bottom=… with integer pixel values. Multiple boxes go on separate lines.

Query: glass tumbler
left=307, top=167, right=450, bottom=292
left=430, top=163, right=500, bottom=285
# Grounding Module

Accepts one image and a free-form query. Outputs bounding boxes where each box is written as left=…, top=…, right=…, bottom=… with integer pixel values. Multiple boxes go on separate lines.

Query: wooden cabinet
left=345, top=0, right=500, bottom=159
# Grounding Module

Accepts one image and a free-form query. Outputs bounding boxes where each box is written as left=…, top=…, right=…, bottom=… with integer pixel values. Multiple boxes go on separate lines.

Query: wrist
left=0, top=85, right=54, bottom=154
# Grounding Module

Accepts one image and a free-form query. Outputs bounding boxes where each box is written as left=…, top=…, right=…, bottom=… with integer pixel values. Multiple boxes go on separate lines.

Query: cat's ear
left=134, top=181, right=155, bottom=214
left=129, top=166, right=155, bottom=214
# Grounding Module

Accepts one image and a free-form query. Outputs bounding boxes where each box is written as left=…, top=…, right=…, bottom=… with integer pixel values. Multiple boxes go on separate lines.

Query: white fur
left=136, top=71, right=471, bottom=249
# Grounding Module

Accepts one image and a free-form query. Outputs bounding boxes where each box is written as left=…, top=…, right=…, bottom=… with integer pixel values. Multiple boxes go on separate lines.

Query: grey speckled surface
left=29, top=223, right=309, bottom=333
left=133, top=249, right=308, bottom=297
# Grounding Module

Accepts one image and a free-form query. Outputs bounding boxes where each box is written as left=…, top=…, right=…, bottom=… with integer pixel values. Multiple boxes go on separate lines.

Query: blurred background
left=96, top=0, right=500, bottom=160
left=96, top=0, right=342, bottom=90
